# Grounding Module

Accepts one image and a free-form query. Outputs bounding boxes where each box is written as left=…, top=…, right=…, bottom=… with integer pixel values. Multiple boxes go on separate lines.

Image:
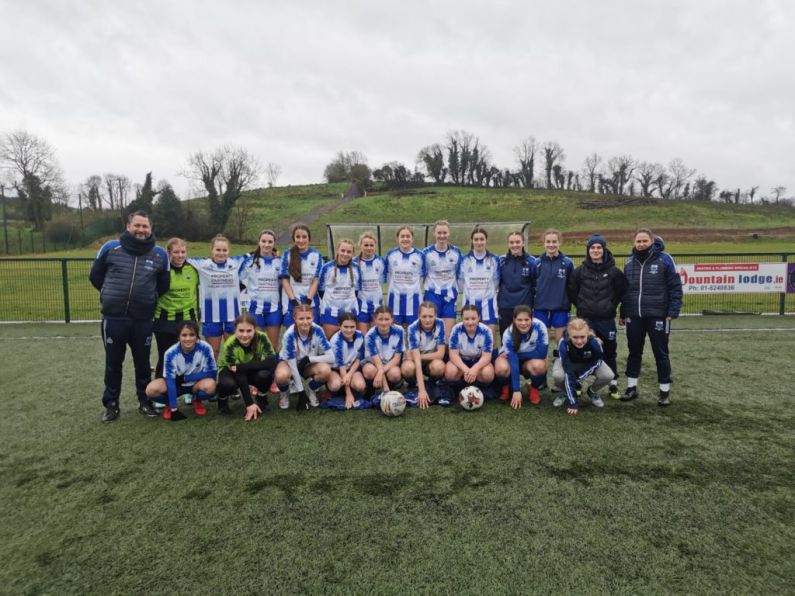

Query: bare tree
left=582, top=153, right=602, bottom=193
left=542, top=141, right=565, bottom=189
left=183, top=145, right=261, bottom=234
left=635, top=162, right=663, bottom=198
left=748, top=185, right=759, bottom=204
left=602, top=155, right=635, bottom=196
left=667, top=158, right=695, bottom=199
left=265, top=162, right=282, bottom=188
left=83, top=175, right=103, bottom=210
left=0, top=130, right=65, bottom=229
left=771, top=185, right=787, bottom=203
left=513, top=136, right=537, bottom=188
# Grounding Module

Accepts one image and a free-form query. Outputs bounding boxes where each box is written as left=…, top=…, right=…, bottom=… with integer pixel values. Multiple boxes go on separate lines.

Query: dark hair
left=176, top=320, right=200, bottom=337
left=634, top=227, right=654, bottom=240
left=252, top=229, right=278, bottom=269
left=338, top=311, right=357, bottom=325
left=233, top=312, right=260, bottom=355
left=127, top=210, right=150, bottom=223
left=461, top=304, right=479, bottom=318
left=289, top=224, right=311, bottom=282
left=374, top=304, right=393, bottom=318
left=511, top=305, right=533, bottom=352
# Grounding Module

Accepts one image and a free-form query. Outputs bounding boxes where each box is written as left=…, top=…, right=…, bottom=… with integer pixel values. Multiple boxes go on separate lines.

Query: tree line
left=0, top=128, right=790, bottom=244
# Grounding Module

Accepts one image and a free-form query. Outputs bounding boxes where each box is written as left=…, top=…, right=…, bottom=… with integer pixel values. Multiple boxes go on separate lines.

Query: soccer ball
left=380, top=391, right=407, bottom=417
left=459, top=385, right=484, bottom=411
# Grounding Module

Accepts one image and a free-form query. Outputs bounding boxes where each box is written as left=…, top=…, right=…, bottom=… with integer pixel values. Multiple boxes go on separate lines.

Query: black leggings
left=154, top=331, right=179, bottom=378
left=217, top=366, right=275, bottom=406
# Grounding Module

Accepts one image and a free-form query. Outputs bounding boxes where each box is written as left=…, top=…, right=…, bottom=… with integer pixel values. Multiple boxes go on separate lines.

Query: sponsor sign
left=678, top=263, right=787, bottom=293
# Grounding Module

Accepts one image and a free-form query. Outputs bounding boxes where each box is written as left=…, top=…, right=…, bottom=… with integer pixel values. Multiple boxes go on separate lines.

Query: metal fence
left=1, top=253, right=793, bottom=322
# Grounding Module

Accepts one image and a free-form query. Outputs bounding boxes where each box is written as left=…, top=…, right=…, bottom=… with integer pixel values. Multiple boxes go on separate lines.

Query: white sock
left=627, top=377, right=638, bottom=388
left=659, top=383, right=670, bottom=392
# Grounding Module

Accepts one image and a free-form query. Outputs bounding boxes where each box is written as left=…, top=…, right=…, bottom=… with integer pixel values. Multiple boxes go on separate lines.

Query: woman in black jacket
left=567, top=234, right=626, bottom=399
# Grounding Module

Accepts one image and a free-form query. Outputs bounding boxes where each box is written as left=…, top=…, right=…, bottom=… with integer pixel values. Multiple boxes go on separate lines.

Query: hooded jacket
left=89, top=231, right=170, bottom=320
left=620, top=237, right=682, bottom=319
left=498, top=250, right=536, bottom=309
left=534, top=252, right=574, bottom=311
left=567, top=246, right=627, bottom=319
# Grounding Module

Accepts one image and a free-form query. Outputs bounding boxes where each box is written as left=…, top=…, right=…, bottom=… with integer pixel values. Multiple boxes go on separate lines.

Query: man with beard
left=89, top=211, right=170, bottom=422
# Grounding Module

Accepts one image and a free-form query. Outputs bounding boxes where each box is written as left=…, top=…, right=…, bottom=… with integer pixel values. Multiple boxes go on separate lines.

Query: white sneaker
left=305, top=385, right=319, bottom=407
left=552, top=395, right=566, bottom=407
left=591, top=395, right=605, bottom=408
left=279, top=392, right=290, bottom=409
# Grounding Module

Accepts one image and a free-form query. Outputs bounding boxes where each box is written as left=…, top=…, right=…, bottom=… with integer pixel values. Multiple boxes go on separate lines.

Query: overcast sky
left=1, top=0, right=793, bottom=199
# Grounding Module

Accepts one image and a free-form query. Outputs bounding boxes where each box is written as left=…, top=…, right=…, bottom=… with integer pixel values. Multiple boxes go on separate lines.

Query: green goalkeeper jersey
left=154, top=263, right=199, bottom=321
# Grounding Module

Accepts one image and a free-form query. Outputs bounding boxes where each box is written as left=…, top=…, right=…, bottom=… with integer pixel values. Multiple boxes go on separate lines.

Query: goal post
left=325, top=221, right=531, bottom=256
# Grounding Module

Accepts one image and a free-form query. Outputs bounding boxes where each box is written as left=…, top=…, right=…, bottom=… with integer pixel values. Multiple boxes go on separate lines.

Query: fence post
left=61, top=259, right=71, bottom=323
left=43, top=231, right=47, bottom=253
left=780, top=254, right=787, bottom=316
left=30, top=230, right=35, bottom=253
left=18, top=229, right=22, bottom=253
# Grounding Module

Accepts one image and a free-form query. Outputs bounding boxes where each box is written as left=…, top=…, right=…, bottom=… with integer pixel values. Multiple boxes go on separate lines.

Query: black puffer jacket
left=89, top=231, right=170, bottom=320
left=568, top=248, right=627, bottom=319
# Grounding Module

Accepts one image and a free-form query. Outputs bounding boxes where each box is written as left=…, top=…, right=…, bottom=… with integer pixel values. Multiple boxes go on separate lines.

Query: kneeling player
left=362, top=305, right=405, bottom=392
left=444, top=305, right=495, bottom=406
left=145, top=320, right=217, bottom=421
left=494, top=305, right=548, bottom=409
left=401, top=301, right=446, bottom=409
left=552, top=318, right=614, bottom=415
left=325, top=312, right=368, bottom=409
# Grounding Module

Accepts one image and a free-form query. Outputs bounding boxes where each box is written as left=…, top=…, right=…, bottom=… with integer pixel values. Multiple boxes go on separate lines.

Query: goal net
left=325, top=221, right=531, bottom=256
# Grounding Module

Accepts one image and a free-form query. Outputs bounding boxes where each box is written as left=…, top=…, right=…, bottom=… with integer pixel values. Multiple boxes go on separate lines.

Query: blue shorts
left=393, top=313, right=418, bottom=326
left=423, top=291, right=457, bottom=319
left=251, top=310, right=282, bottom=328
left=464, top=297, right=498, bottom=325
left=319, top=311, right=342, bottom=326
left=202, top=321, right=236, bottom=338
left=357, top=310, right=375, bottom=324
left=534, top=310, right=569, bottom=330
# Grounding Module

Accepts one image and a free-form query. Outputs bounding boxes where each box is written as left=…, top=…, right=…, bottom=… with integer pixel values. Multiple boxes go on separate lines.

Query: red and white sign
left=678, top=263, right=787, bottom=293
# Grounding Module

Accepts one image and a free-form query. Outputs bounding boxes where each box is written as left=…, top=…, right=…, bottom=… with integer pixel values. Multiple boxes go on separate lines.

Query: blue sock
left=529, top=374, right=546, bottom=389
left=308, top=379, right=323, bottom=391
left=195, top=390, right=212, bottom=402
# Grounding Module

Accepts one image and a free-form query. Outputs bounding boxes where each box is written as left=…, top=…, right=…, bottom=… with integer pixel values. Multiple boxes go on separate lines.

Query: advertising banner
left=788, top=263, right=795, bottom=294
left=678, top=263, right=787, bottom=294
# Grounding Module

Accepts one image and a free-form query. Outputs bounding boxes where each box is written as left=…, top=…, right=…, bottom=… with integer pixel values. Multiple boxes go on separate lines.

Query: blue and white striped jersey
left=319, top=261, right=360, bottom=317
left=365, top=325, right=405, bottom=362
left=353, top=255, right=386, bottom=314
left=188, top=256, right=246, bottom=323
left=329, top=330, right=365, bottom=368
left=279, top=248, right=323, bottom=312
left=449, top=322, right=494, bottom=360
left=240, top=254, right=283, bottom=315
left=407, top=318, right=446, bottom=353
left=385, top=248, right=426, bottom=316
left=163, top=340, right=217, bottom=407
left=422, top=245, right=462, bottom=301
left=279, top=323, right=331, bottom=362
left=500, top=319, right=549, bottom=359
left=459, top=251, right=500, bottom=304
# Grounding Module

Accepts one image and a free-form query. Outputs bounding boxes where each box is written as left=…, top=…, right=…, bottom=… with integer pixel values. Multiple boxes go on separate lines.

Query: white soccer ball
left=380, top=391, right=407, bottom=417
left=458, top=385, right=484, bottom=411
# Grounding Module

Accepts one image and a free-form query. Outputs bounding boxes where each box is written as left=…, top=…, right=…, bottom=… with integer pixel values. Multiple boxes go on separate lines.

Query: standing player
left=240, top=229, right=283, bottom=351
left=534, top=228, right=574, bottom=347
left=385, top=226, right=425, bottom=327
left=187, top=234, right=246, bottom=360
left=459, top=226, right=500, bottom=338
left=498, top=231, right=536, bottom=338
left=620, top=229, right=683, bottom=406
left=354, top=232, right=386, bottom=334
left=422, top=220, right=462, bottom=339
left=318, top=238, right=360, bottom=338
left=567, top=234, right=627, bottom=399
left=152, top=237, right=199, bottom=377
left=280, top=224, right=323, bottom=328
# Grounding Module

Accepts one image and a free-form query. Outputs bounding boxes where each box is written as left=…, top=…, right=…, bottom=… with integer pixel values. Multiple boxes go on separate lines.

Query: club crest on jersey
left=557, top=268, right=567, bottom=278
left=655, top=320, right=664, bottom=331
left=583, top=350, right=592, bottom=358
left=608, top=331, right=616, bottom=340
left=650, top=264, right=660, bottom=274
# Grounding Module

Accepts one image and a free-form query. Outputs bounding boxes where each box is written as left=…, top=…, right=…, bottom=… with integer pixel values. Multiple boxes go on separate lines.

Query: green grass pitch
left=1, top=317, right=793, bottom=593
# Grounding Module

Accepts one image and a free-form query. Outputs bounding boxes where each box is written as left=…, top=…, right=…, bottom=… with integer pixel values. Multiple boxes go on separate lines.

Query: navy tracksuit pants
left=624, top=316, right=671, bottom=384
left=586, top=318, right=619, bottom=381
left=101, top=317, right=153, bottom=407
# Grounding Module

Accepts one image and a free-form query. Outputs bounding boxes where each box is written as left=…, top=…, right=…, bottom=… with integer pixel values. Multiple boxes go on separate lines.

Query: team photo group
left=89, top=211, right=683, bottom=423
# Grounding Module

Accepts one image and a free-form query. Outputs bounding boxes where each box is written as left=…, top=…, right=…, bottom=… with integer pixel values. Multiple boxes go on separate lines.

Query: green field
left=1, top=317, right=793, bottom=593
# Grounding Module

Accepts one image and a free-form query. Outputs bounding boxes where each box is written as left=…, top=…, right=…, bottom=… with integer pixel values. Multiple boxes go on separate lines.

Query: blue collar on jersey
left=399, top=248, right=417, bottom=260
left=467, top=251, right=493, bottom=263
